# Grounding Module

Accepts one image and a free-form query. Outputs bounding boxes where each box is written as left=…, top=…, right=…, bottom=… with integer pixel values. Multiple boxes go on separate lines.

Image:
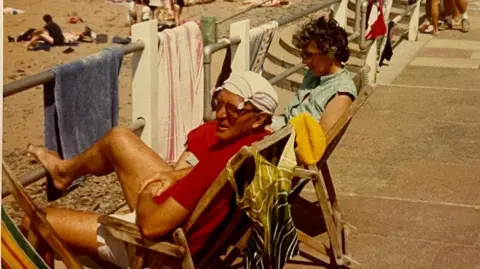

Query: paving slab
left=392, top=66, right=480, bottom=89
left=360, top=85, right=456, bottom=119
left=376, top=37, right=432, bottom=85
left=325, top=157, right=398, bottom=195
left=425, top=39, right=480, bottom=50
left=416, top=47, right=474, bottom=58
left=434, top=28, right=480, bottom=41
left=335, top=195, right=480, bottom=246
left=370, top=162, right=480, bottom=206
left=409, top=57, right=480, bottom=69
left=472, top=50, right=480, bottom=59
left=335, top=119, right=480, bottom=166
left=443, top=89, right=480, bottom=122
left=347, top=233, right=440, bottom=269
left=430, top=244, right=480, bottom=269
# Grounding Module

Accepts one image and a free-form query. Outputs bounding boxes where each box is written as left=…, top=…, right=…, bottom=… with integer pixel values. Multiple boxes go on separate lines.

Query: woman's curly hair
left=292, top=16, right=350, bottom=63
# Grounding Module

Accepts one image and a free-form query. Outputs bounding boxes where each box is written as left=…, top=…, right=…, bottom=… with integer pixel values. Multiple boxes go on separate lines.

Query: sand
left=2, top=0, right=318, bottom=223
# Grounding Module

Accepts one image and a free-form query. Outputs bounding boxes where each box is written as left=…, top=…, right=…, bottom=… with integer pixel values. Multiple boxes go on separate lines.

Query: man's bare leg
left=23, top=208, right=103, bottom=259
left=454, top=0, right=470, bottom=32
left=25, top=32, right=54, bottom=49
left=28, top=125, right=173, bottom=210
left=439, top=0, right=454, bottom=30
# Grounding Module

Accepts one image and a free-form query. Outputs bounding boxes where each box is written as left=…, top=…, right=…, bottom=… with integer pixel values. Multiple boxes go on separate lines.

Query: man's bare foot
left=27, top=145, right=72, bottom=191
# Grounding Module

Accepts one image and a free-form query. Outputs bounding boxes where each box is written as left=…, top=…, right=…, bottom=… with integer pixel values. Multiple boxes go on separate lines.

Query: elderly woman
left=271, top=16, right=357, bottom=133
left=27, top=71, right=278, bottom=268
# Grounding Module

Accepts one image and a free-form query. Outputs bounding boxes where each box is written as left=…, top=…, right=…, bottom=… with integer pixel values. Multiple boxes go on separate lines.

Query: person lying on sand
left=26, top=71, right=278, bottom=269
left=25, top=14, right=65, bottom=49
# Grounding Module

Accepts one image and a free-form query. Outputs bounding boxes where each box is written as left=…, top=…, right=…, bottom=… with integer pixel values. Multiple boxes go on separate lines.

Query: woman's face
left=213, top=90, right=267, bottom=141
left=301, top=41, right=334, bottom=77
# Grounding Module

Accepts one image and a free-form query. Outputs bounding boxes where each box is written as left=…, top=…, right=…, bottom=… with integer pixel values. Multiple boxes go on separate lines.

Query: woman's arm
left=319, top=93, right=353, bottom=133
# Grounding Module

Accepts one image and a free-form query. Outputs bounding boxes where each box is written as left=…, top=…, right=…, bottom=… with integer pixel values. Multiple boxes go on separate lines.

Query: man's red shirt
left=153, top=121, right=269, bottom=255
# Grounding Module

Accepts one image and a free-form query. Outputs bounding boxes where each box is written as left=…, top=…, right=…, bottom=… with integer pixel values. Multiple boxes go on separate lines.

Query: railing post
left=333, top=0, right=349, bottom=28
left=365, top=39, right=377, bottom=83
left=131, top=20, right=158, bottom=148
left=230, top=19, right=250, bottom=72
left=408, top=1, right=421, bottom=41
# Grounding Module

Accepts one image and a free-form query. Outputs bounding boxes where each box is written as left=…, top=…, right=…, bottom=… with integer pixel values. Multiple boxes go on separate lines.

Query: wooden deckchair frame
left=98, top=66, right=373, bottom=269
left=2, top=160, right=84, bottom=269
left=211, top=66, right=373, bottom=268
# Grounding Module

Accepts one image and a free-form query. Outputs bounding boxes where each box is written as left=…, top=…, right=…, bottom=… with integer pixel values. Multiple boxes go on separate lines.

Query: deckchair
left=224, top=66, right=373, bottom=268
left=2, top=160, right=85, bottom=269
left=1, top=206, right=51, bottom=269
left=99, top=66, right=373, bottom=268
left=207, top=66, right=373, bottom=268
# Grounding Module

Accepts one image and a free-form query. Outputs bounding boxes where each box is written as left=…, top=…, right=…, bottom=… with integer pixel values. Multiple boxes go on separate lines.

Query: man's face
left=213, top=90, right=266, bottom=141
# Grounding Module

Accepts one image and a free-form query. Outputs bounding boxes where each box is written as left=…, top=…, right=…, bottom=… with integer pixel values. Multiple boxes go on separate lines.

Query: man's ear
left=252, top=112, right=269, bottom=129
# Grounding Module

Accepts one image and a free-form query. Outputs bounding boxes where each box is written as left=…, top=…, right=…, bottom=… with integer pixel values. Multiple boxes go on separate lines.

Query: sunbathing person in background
left=270, top=16, right=357, bottom=134
left=27, top=71, right=278, bottom=269
left=25, top=14, right=65, bottom=49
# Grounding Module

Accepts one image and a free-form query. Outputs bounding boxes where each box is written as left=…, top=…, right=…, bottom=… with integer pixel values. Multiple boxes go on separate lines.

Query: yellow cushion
left=289, top=113, right=326, bottom=165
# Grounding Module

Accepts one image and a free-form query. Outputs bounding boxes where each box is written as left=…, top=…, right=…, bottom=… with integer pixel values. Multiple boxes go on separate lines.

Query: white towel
left=156, top=22, right=204, bottom=163
left=249, top=21, right=279, bottom=74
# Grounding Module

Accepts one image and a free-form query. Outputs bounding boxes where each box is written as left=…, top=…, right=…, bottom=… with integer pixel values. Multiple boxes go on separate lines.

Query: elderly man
left=27, top=71, right=278, bottom=268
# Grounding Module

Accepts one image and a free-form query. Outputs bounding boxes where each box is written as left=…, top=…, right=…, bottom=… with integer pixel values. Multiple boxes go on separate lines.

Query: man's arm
left=319, top=93, right=353, bottom=133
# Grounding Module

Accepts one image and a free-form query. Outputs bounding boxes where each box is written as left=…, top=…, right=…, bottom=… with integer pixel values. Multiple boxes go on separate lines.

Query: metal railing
left=360, top=0, right=423, bottom=50
left=3, top=42, right=145, bottom=98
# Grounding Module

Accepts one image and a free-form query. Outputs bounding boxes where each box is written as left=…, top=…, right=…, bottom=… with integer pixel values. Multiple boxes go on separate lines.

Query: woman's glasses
left=301, top=49, right=321, bottom=62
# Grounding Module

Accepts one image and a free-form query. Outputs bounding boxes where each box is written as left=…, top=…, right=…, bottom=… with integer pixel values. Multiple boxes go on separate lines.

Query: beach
left=2, top=0, right=316, bottom=223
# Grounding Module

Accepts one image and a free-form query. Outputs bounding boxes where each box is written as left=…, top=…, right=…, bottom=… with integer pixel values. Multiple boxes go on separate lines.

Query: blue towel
left=43, top=47, right=123, bottom=199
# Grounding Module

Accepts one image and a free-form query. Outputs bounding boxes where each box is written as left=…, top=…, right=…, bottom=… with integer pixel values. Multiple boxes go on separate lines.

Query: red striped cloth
left=156, top=22, right=204, bottom=163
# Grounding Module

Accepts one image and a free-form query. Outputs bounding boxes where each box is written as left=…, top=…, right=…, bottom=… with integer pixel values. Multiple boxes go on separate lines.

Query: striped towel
left=226, top=129, right=299, bottom=269
left=249, top=21, right=278, bottom=74
left=155, top=22, right=204, bottom=163
left=1, top=207, right=50, bottom=269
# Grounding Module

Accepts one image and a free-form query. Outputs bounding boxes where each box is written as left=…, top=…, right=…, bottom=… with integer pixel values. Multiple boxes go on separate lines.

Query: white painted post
left=333, top=0, right=349, bottom=28
left=131, top=20, right=159, bottom=148
left=365, top=39, right=378, bottom=83
left=408, top=1, right=421, bottom=41
left=230, top=19, right=250, bottom=72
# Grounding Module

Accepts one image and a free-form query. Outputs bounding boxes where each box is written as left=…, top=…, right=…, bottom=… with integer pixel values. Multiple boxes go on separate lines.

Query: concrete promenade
left=289, top=15, right=480, bottom=269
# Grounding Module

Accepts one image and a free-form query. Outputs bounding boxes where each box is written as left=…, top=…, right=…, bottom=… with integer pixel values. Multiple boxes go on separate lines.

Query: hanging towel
left=156, top=21, right=204, bottom=163
left=249, top=21, right=278, bottom=73
left=43, top=47, right=122, bottom=200
left=365, top=0, right=387, bottom=40
left=379, top=21, right=394, bottom=67
left=226, top=130, right=299, bottom=269
left=289, top=113, right=326, bottom=165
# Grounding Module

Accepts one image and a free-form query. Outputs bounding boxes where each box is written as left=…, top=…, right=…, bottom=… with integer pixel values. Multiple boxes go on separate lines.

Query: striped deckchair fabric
left=226, top=129, right=299, bottom=269
left=1, top=207, right=50, bottom=269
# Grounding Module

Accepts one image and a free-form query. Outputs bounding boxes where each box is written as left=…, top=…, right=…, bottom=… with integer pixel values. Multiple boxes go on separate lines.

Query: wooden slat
left=2, top=160, right=84, bottom=269
left=98, top=215, right=186, bottom=258
left=173, top=229, right=195, bottom=269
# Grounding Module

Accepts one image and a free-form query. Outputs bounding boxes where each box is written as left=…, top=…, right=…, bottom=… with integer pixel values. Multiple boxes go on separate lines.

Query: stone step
left=262, top=57, right=303, bottom=91
left=267, top=32, right=304, bottom=70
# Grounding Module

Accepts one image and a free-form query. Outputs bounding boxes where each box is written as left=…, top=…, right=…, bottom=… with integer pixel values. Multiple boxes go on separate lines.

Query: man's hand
left=138, top=172, right=176, bottom=198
